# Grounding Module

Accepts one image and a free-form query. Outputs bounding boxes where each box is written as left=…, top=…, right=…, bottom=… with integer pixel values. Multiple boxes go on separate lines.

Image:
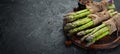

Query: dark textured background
left=0, top=0, right=120, bottom=54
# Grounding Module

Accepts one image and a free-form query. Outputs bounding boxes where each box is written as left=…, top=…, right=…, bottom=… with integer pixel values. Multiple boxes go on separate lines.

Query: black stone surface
left=0, top=0, right=120, bottom=54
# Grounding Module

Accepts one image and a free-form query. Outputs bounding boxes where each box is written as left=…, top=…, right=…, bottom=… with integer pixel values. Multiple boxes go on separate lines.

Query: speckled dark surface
left=0, top=0, right=120, bottom=54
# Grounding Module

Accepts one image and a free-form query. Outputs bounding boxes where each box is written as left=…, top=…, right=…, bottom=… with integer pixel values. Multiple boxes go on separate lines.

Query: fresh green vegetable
left=69, top=21, right=94, bottom=34
left=80, top=24, right=107, bottom=41
left=77, top=28, right=95, bottom=36
left=86, top=27, right=109, bottom=41
left=65, top=11, right=91, bottom=22
left=86, top=31, right=109, bottom=47
left=64, top=9, right=89, bottom=16
left=64, top=17, right=92, bottom=30
left=68, top=11, right=116, bottom=34
left=64, top=4, right=115, bottom=22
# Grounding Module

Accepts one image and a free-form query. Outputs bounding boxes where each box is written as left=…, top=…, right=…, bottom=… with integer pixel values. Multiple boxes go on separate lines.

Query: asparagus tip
left=64, top=16, right=74, bottom=22
left=81, top=34, right=90, bottom=41
left=64, top=16, right=70, bottom=22
left=86, top=35, right=94, bottom=41
left=64, top=23, right=73, bottom=30
left=64, top=16, right=69, bottom=19
left=77, top=31, right=85, bottom=36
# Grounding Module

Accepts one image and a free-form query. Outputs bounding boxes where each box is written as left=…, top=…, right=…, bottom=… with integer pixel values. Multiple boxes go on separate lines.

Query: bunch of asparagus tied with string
left=64, top=0, right=120, bottom=47
left=79, top=13, right=120, bottom=47
left=64, top=0, right=116, bottom=33
left=64, top=0, right=115, bottom=23
left=65, top=10, right=117, bottom=34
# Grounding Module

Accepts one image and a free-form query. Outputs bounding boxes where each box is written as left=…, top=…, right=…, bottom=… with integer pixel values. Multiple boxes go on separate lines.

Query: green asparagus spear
left=64, top=17, right=92, bottom=30
left=88, top=24, right=106, bottom=35
left=69, top=21, right=94, bottom=34
left=86, top=31, right=109, bottom=47
left=94, top=31, right=109, bottom=42
left=66, top=11, right=91, bottom=22
left=77, top=28, right=95, bottom=36
left=81, top=24, right=107, bottom=41
left=64, top=9, right=89, bottom=16
left=86, top=26, right=109, bottom=41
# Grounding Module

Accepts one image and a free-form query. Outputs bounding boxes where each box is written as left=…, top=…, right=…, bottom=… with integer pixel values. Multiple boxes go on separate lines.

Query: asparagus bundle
left=64, top=0, right=115, bottom=23
left=64, top=10, right=116, bottom=30
left=64, top=0, right=120, bottom=47
left=80, top=13, right=120, bottom=47
left=68, top=10, right=117, bottom=34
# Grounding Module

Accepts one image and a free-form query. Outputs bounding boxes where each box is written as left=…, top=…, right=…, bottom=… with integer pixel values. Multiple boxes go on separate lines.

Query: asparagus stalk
left=86, top=26, right=109, bottom=41
left=69, top=21, right=94, bottom=34
left=77, top=28, right=95, bottom=36
left=64, top=17, right=92, bottom=30
left=80, top=24, right=106, bottom=41
left=87, top=24, right=106, bottom=36
left=94, top=31, right=109, bottom=42
left=64, top=9, right=89, bottom=16
left=86, top=31, right=109, bottom=47
left=65, top=11, right=91, bottom=22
